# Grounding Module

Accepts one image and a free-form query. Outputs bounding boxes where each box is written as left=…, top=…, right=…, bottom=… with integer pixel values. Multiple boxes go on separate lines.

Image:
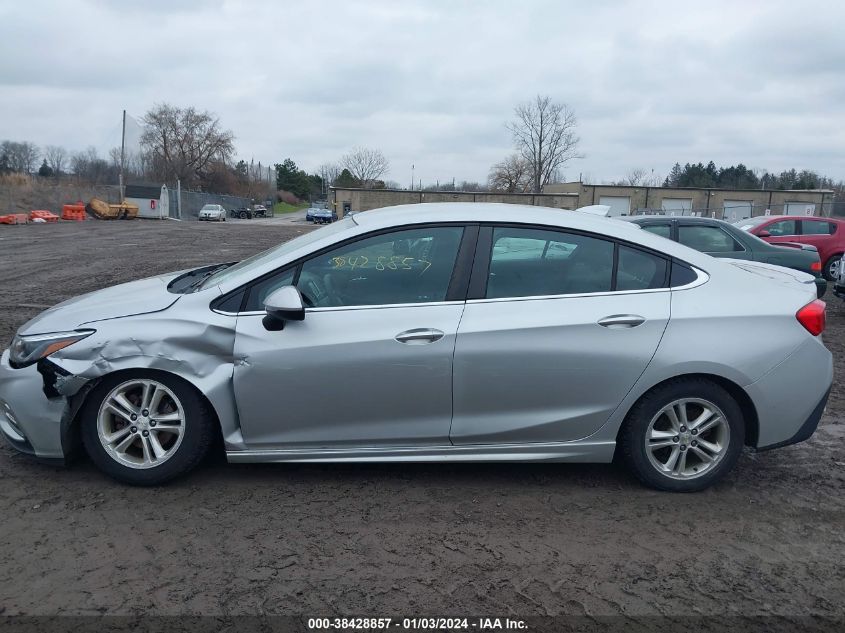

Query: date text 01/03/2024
left=306, top=617, right=528, bottom=630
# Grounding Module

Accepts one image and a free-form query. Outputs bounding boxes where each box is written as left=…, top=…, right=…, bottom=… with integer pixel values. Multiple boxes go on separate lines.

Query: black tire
left=80, top=370, right=215, bottom=486
left=619, top=377, right=744, bottom=492
left=823, top=254, right=841, bottom=281
left=239, top=210, right=248, bottom=219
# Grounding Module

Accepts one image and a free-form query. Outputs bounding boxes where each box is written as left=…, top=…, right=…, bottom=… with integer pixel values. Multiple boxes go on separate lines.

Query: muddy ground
left=0, top=220, right=843, bottom=621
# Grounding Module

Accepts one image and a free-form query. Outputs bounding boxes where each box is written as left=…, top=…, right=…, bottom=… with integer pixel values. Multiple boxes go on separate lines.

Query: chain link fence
left=167, top=189, right=253, bottom=219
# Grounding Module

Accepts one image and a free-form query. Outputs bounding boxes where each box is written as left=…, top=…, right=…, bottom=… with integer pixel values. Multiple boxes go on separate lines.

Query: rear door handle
left=597, top=314, right=646, bottom=328
left=395, top=328, right=445, bottom=344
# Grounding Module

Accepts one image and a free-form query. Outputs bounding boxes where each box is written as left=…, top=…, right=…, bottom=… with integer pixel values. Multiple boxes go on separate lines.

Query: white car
left=198, top=204, right=226, bottom=222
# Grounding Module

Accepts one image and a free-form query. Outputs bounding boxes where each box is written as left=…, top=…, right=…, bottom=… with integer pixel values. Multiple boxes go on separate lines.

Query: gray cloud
left=1, top=0, right=843, bottom=185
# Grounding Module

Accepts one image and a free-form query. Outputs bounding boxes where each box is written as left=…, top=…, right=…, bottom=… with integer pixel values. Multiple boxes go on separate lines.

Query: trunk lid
left=724, top=259, right=817, bottom=298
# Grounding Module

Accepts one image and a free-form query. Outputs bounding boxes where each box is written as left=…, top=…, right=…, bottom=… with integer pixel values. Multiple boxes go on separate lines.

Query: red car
left=734, top=215, right=845, bottom=281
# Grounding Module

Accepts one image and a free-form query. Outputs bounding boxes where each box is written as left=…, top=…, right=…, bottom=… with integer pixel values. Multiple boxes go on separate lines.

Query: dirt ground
left=0, top=220, right=844, bottom=621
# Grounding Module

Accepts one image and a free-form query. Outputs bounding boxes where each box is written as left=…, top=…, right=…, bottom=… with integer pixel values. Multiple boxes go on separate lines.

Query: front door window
left=297, top=226, right=464, bottom=308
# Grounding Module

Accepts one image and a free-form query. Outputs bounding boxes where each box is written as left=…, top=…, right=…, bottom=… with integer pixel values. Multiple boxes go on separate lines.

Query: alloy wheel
left=645, top=398, right=730, bottom=480
left=97, top=379, right=186, bottom=469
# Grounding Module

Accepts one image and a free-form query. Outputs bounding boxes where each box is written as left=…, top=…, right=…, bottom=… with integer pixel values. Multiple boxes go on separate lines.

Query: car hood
left=17, top=273, right=182, bottom=335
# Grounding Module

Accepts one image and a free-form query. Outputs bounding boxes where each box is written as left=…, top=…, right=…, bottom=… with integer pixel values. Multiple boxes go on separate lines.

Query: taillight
left=810, top=261, right=822, bottom=273
left=796, top=299, right=826, bottom=336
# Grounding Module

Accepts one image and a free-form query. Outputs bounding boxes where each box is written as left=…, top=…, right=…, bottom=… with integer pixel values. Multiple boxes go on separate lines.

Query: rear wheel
left=620, top=378, right=744, bottom=492
left=81, top=371, right=214, bottom=485
left=824, top=254, right=841, bottom=281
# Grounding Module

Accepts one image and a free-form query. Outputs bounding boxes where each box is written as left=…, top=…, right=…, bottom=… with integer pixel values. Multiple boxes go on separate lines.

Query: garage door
left=785, top=202, right=816, bottom=216
left=598, top=196, right=631, bottom=217
left=661, top=198, right=693, bottom=215
left=723, top=200, right=752, bottom=222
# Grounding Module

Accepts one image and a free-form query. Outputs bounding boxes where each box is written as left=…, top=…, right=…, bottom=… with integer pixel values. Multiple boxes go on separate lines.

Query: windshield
left=201, top=205, right=218, bottom=211
left=201, top=217, right=355, bottom=287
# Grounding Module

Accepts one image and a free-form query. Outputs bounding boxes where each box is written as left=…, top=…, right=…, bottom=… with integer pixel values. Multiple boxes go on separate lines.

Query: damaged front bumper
left=0, top=349, right=89, bottom=463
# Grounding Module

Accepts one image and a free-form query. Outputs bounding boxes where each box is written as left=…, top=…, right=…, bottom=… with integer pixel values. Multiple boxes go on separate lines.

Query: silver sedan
left=0, top=204, right=833, bottom=491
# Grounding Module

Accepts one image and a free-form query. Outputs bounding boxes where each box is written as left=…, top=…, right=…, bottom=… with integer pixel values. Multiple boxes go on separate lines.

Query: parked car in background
left=734, top=216, right=845, bottom=281
left=312, top=208, right=337, bottom=224
left=231, top=207, right=253, bottom=219
left=305, top=207, right=322, bottom=222
left=198, top=204, right=226, bottom=222
left=629, top=216, right=826, bottom=298
left=832, top=258, right=845, bottom=298
left=0, top=204, right=832, bottom=492
left=252, top=205, right=270, bottom=218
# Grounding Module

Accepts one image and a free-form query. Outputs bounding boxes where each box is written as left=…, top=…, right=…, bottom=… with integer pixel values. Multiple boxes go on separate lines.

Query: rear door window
left=487, top=227, right=614, bottom=298
left=678, top=225, right=743, bottom=253
left=616, top=246, right=668, bottom=291
left=640, top=223, right=672, bottom=239
left=801, top=220, right=835, bottom=235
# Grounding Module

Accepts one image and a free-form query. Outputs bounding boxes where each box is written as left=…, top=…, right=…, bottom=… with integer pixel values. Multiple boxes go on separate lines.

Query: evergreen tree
left=37, top=159, right=53, bottom=178
left=334, top=168, right=360, bottom=188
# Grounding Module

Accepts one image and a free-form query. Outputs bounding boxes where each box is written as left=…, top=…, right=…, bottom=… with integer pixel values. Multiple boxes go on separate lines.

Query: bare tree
left=0, top=140, right=40, bottom=173
left=615, top=167, right=661, bottom=187
left=340, top=147, right=389, bottom=187
left=622, top=168, right=647, bottom=186
left=319, top=162, right=341, bottom=187
left=108, top=147, right=121, bottom=170
left=70, top=146, right=114, bottom=184
left=44, top=145, right=68, bottom=176
left=488, top=153, right=532, bottom=192
left=140, top=103, right=235, bottom=188
left=506, top=95, right=581, bottom=193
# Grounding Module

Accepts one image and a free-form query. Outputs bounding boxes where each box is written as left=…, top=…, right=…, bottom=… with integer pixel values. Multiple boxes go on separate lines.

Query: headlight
left=9, top=330, right=95, bottom=368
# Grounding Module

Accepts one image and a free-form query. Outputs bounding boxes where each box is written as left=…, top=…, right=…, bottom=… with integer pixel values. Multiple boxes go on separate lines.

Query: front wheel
left=620, top=378, right=744, bottom=492
left=824, top=254, right=841, bottom=281
left=81, top=371, right=215, bottom=485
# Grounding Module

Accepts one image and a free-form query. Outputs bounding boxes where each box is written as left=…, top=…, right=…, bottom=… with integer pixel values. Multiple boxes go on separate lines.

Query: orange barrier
left=61, top=204, right=86, bottom=221
left=0, top=213, right=30, bottom=225
left=30, top=209, right=60, bottom=223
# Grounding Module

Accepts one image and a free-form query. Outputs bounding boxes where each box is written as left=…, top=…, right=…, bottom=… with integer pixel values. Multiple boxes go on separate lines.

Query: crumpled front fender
left=30, top=302, right=242, bottom=458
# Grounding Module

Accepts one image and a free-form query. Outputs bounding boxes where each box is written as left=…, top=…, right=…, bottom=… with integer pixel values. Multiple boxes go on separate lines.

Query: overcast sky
left=2, top=0, right=844, bottom=186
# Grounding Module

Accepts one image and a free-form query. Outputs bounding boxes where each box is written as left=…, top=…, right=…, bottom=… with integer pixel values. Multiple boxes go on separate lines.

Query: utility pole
left=119, top=109, right=126, bottom=203
left=411, top=164, right=415, bottom=190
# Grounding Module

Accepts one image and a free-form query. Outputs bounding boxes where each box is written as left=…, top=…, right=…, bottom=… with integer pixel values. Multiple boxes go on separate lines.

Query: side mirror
left=262, top=286, right=305, bottom=331
left=758, top=230, right=771, bottom=238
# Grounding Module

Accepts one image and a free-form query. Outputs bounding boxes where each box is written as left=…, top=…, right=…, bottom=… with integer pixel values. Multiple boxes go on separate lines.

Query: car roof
left=353, top=203, right=641, bottom=233
left=742, top=215, right=839, bottom=222
left=627, top=215, right=725, bottom=223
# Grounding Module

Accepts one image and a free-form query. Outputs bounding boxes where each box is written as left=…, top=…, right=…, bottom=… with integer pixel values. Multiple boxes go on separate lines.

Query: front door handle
left=597, top=314, right=646, bottom=328
left=395, top=328, right=445, bottom=344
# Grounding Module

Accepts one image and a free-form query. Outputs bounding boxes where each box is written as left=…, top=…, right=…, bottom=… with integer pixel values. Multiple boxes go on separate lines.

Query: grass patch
left=273, top=201, right=309, bottom=215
